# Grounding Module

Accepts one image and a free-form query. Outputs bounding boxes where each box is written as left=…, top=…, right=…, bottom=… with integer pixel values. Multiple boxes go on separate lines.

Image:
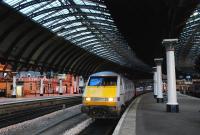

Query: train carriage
left=81, top=71, right=135, bottom=119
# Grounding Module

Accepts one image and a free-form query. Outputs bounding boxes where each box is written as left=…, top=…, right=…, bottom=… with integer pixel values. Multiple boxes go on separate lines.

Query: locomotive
left=81, top=71, right=136, bottom=119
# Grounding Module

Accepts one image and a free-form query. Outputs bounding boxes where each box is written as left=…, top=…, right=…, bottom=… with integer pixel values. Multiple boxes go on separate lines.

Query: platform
left=113, top=92, right=200, bottom=135
left=0, top=94, right=81, bottom=105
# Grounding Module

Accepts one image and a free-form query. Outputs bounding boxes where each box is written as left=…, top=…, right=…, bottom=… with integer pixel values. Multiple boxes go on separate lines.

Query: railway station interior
left=0, top=0, right=200, bottom=135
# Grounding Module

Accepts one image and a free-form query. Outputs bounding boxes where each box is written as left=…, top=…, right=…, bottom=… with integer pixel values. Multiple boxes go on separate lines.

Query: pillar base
left=59, top=93, right=63, bottom=95
left=157, top=98, right=164, bottom=103
left=154, top=95, right=157, bottom=98
left=11, top=95, right=16, bottom=98
left=40, top=94, right=43, bottom=96
left=166, top=104, right=179, bottom=113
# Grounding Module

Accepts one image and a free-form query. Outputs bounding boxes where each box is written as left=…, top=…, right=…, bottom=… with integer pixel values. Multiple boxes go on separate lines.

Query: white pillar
left=59, top=79, right=63, bottom=95
left=153, top=67, right=158, bottom=98
left=72, top=75, right=75, bottom=94
left=76, top=76, right=79, bottom=93
left=163, top=39, right=179, bottom=112
left=74, top=79, right=77, bottom=93
left=40, top=78, right=44, bottom=96
left=70, top=86, right=73, bottom=94
left=154, top=58, right=164, bottom=103
left=12, top=72, right=17, bottom=98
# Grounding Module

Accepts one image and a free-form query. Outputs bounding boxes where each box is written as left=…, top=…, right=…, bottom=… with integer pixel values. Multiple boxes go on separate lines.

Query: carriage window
left=88, top=76, right=117, bottom=86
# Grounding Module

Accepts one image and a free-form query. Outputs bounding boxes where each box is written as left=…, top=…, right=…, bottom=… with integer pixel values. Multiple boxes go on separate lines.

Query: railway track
left=79, top=119, right=118, bottom=135
left=0, top=97, right=82, bottom=128
left=35, top=113, right=88, bottom=135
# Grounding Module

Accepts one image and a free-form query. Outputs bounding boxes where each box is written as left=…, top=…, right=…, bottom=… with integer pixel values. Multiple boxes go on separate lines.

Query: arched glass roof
left=176, top=5, right=200, bottom=71
left=2, top=0, right=145, bottom=68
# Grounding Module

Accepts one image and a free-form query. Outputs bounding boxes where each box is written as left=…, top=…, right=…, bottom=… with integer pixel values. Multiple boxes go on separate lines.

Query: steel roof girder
left=29, top=4, right=109, bottom=18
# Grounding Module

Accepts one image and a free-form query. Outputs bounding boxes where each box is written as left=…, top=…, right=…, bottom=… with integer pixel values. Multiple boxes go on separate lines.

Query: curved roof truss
left=176, top=6, right=200, bottom=73
left=3, top=0, right=148, bottom=69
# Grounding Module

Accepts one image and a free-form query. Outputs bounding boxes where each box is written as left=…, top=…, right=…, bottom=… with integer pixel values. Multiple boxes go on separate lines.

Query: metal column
left=59, top=79, right=63, bottom=95
left=154, top=58, right=164, bottom=103
left=12, top=72, right=17, bottom=98
left=153, top=67, right=158, bottom=98
left=40, top=77, right=44, bottom=96
left=163, top=39, right=179, bottom=112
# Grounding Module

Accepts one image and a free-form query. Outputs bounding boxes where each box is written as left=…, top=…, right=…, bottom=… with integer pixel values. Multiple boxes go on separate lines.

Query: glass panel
left=52, top=25, right=65, bottom=32
left=81, top=8, right=91, bottom=13
left=71, top=31, right=91, bottom=38
left=21, top=4, right=41, bottom=14
left=99, top=4, right=106, bottom=8
left=75, top=35, right=95, bottom=42
left=74, top=0, right=96, bottom=6
left=73, top=0, right=85, bottom=5
left=3, top=0, right=23, bottom=6
left=2, top=0, right=132, bottom=66
left=82, top=42, right=100, bottom=47
left=79, top=39, right=98, bottom=45
left=43, top=19, right=59, bottom=27
left=33, top=12, right=53, bottom=20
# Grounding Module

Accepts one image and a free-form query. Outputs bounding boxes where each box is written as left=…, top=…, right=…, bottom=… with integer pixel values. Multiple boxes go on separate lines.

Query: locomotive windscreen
left=88, top=76, right=117, bottom=86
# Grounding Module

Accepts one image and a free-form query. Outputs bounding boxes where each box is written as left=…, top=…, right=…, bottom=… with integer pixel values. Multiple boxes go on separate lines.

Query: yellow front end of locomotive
left=81, top=73, right=120, bottom=118
left=83, top=86, right=117, bottom=106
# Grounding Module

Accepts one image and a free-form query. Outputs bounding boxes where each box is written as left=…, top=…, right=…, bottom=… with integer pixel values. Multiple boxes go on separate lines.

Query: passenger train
left=81, top=71, right=137, bottom=119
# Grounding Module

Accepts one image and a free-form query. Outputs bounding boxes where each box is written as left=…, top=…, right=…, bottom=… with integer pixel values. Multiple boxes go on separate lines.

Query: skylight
left=2, top=0, right=136, bottom=67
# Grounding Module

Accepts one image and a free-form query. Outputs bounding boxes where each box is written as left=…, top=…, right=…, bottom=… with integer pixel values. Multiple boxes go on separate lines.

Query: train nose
left=81, top=105, right=89, bottom=113
left=91, top=108, right=107, bottom=117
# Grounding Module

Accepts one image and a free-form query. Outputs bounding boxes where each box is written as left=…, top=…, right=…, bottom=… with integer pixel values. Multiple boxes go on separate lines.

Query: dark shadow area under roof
left=105, top=0, right=198, bottom=68
left=0, top=3, right=151, bottom=79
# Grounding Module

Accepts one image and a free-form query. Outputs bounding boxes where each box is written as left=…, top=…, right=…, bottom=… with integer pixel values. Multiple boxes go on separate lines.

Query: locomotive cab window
left=88, top=76, right=117, bottom=86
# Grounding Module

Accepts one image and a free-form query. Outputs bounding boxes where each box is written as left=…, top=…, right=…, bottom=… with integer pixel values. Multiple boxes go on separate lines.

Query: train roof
left=90, top=71, right=119, bottom=77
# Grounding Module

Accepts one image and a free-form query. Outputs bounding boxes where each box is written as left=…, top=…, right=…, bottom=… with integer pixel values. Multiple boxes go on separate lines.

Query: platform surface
left=0, top=94, right=81, bottom=105
left=118, top=92, right=200, bottom=135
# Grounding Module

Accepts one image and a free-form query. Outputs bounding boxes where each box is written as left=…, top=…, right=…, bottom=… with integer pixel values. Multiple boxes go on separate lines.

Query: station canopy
left=176, top=4, right=200, bottom=74
left=2, top=0, right=149, bottom=70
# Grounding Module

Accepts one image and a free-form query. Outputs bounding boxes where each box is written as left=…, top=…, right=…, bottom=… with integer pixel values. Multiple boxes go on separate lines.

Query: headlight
left=108, top=97, right=114, bottom=102
left=85, top=97, right=91, bottom=101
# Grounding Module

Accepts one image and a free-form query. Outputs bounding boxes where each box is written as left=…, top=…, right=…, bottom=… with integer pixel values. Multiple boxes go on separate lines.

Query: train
left=81, top=71, right=137, bottom=119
